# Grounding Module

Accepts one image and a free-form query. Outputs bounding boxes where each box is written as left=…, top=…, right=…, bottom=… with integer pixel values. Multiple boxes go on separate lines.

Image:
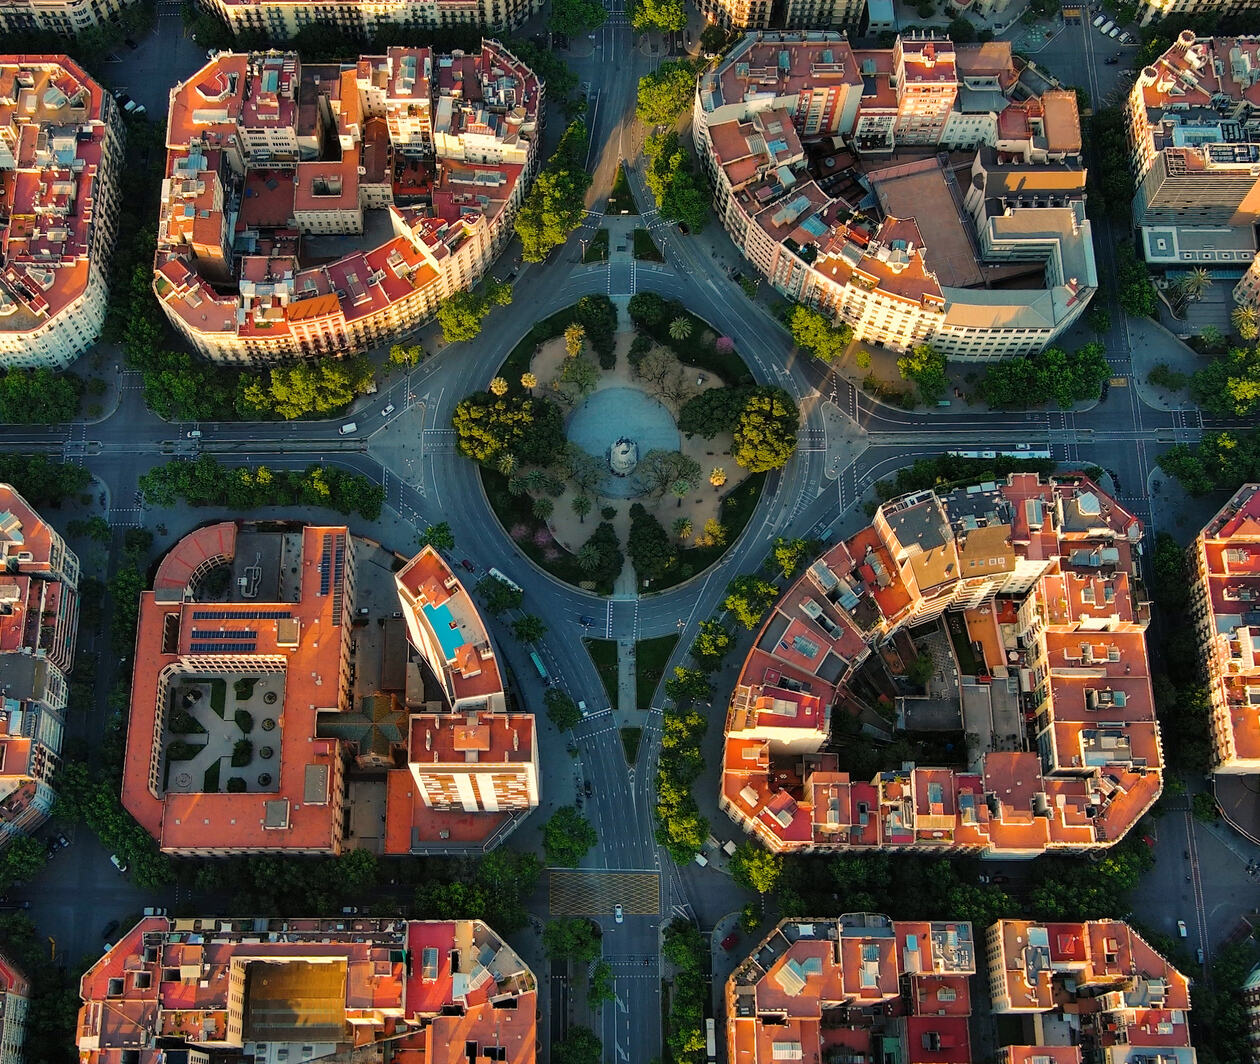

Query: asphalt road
left=9, top=8, right=1260, bottom=1061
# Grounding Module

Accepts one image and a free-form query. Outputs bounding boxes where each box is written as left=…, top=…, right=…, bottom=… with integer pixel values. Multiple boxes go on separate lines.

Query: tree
left=630, top=0, right=686, bottom=32
left=240, top=357, right=373, bottom=419
left=637, top=450, right=700, bottom=497
left=1190, top=345, right=1260, bottom=418
left=1232, top=304, right=1259, bottom=340
left=544, top=806, right=599, bottom=867
left=897, top=342, right=947, bottom=402
left=692, top=619, right=732, bottom=668
left=515, top=121, right=592, bottom=262
left=906, top=652, right=935, bottom=686
left=588, top=961, right=614, bottom=1007
left=725, top=574, right=778, bottom=630
left=565, top=443, right=607, bottom=495
left=553, top=355, right=600, bottom=404
left=497, top=452, right=519, bottom=476
left=1117, top=245, right=1158, bottom=317
left=549, top=0, right=607, bottom=35
left=671, top=478, right=691, bottom=507
left=521, top=371, right=538, bottom=391
left=1088, top=303, right=1111, bottom=334
left=733, top=387, right=799, bottom=472
left=644, top=131, right=708, bottom=233
left=552, top=1027, right=603, bottom=1064
left=946, top=15, right=978, bottom=41
left=0, top=836, right=45, bottom=890
left=772, top=537, right=810, bottom=579
left=703, top=518, right=727, bottom=547
left=577, top=541, right=603, bottom=573
left=418, top=522, right=454, bottom=551
left=678, top=387, right=748, bottom=439
left=544, top=688, right=582, bottom=730
left=388, top=342, right=424, bottom=366
left=564, top=322, right=586, bottom=357
left=668, top=316, right=693, bottom=341
left=452, top=392, right=565, bottom=466
left=672, top=516, right=693, bottom=540
left=511, top=614, right=547, bottom=643
left=1179, top=266, right=1213, bottom=303
left=1198, top=324, right=1225, bottom=352
left=475, top=575, right=523, bottom=615
left=437, top=283, right=514, bottom=343
left=636, top=59, right=698, bottom=126
left=544, top=917, right=602, bottom=961
left=0, top=368, right=82, bottom=424
left=572, top=493, right=593, bottom=523
left=533, top=496, right=555, bottom=520
left=729, top=841, right=783, bottom=894
left=627, top=503, right=676, bottom=581
left=664, top=666, right=711, bottom=703
left=489, top=377, right=509, bottom=396
left=710, top=466, right=727, bottom=487
left=788, top=304, right=853, bottom=362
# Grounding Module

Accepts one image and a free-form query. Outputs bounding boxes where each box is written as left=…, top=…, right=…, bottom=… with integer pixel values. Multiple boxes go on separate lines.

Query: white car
left=1092, top=13, right=1105, bottom=25
left=614, top=904, right=624, bottom=924
left=1108, top=25, right=1121, bottom=36
left=339, top=422, right=357, bottom=435
left=1177, top=920, right=1188, bottom=937
left=381, top=404, right=395, bottom=417
left=109, top=854, right=128, bottom=873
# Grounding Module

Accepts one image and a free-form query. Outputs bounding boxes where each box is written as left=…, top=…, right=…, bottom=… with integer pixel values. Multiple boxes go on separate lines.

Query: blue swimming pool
left=422, top=601, right=463, bottom=659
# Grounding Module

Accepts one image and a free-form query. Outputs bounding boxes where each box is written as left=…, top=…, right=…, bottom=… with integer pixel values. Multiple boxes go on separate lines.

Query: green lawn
left=207, top=678, right=226, bottom=717
left=498, top=306, right=584, bottom=386
left=203, top=760, right=221, bottom=792
left=620, top=727, right=642, bottom=764
left=636, top=633, right=679, bottom=709
left=607, top=163, right=639, bottom=215
left=584, top=638, right=620, bottom=708
left=582, top=229, right=609, bottom=263
left=636, top=304, right=754, bottom=386
left=481, top=468, right=615, bottom=593
left=633, top=228, right=663, bottom=262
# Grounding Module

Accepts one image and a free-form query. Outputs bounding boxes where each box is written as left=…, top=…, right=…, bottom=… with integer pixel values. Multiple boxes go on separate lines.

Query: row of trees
left=1188, top=340, right=1260, bottom=418
left=138, top=455, right=385, bottom=518
left=629, top=0, right=687, bottom=33
left=636, top=59, right=700, bottom=127
left=644, top=131, right=709, bottom=234
left=0, top=454, right=91, bottom=508
left=1158, top=429, right=1260, bottom=495
left=870, top=453, right=1056, bottom=505
left=662, top=920, right=709, bottom=1063
left=0, top=368, right=83, bottom=424
left=514, top=121, right=592, bottom=263
left=435, top=278, right=514, bottom=343
left=787, top=305, right=854, bottom=363
left=976, top=341, right=1110, bottom=409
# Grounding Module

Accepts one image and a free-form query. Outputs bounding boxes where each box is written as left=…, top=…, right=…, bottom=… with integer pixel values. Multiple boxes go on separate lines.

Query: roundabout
left=566, top=386, right=680, bottom=499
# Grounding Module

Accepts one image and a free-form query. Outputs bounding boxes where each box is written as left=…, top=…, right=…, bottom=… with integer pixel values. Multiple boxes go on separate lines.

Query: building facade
left=78, top=916, right=537, bottom=1064
left=198, top=0, right=541, bottom=40
left=1137, top=0, right=1260, bottom=25
left=0, top=0, right=138, bottom=44
left=695, top=33, right=1097, bottom=359
left=0, top=55, right=124, bottom=368
left=0, top=950, right=28, bottom=1064
left=1189, top=484, right=1260, bottom=776
left=0, top=484, right=80, bottom=847
left=155, top=43, right=541, bottom=364
left=720, top=474, right=1162, bottom=858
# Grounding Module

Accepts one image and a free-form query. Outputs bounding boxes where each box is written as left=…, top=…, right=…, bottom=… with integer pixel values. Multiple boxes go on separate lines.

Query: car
left=122, top=99, right=138, bottom=113
left=110, top=854, right=128, bottom=873
left=579, top=615, right=595, bottom=627
left=677, top=222, right=690, bottom=235
left=143, top=907, right=167, bottom=916
left=124, top=38, right=137, bottom=49
left=584, top=780, right=592, bottom=797
left=133, top=105, right=146, bottom=115
left=1119, top=31, right=1133, bottom=42
left=460, top=559, right=476, bottom=572
left=102, top=919, right=120, bottom=938
left=1197, top=948, right=1205, bottom=964
left=1092, top=13, right=1105, bottom=24
left=1105, top=55, right=1119, bottom=63
left=187, top=430, right=202, bottom=438
left=614, top=904, right=624, bottom=924
left=1177, top=920, right=1188, bottom=937
left=56, top=833, right=69, bottom=849
left=380, top=404, right=395, bottom=417
left=1109, top=25, right=1121, bottom=36
left=721, top=932, right=740, bottom=951
left=339, top=422, right=358, bottom=435
left=1099, top=19, right=1114, bottom=33
left=342, top=906, right=360, bottom=915
left=577, top=699, right=588, bottom=717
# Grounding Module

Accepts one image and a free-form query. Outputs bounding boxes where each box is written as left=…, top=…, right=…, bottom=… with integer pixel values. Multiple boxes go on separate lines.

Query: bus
left=488, top=567, right=522, bottom=594
left=529, top=652, right=550, bottom=682
left=705, top=1018, right=716, bottom=1062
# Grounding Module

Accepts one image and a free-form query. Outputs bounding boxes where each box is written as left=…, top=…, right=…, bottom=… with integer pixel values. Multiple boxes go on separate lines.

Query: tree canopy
left=896, top=343, right=947, bottom=402
left=724, top=574, right=779, bottom=630
left=552, top=1028, right=603, bottom=1064
left=977, top=342, right=1109, bottom=409
left=418, top=522, right=455, bottom=551
left=240, top=357, right=374, bottom=420
left=1159, top=429, right=1260, bottom=495
left=544, top=688, right=582, bottom=730
left=733, top=387, right=799, bottom=472
left=436, top=280, right=513, bottom=343
left=630, top=0, right=687, bottom=33
left=644, top=130, right=709, bottom=234
left=543, top=917, right=602, bottom=961
left=787, top=305, right=853, bottom=362
left=1189, top=342, right=1260, bottom=417
left=548, top=0, right=607, bottom=35
left=627, top=503, right=676, bottom=582
left=543, top=806, right=598, bottom=867
left=678, top=387, right=750, bottom=439
left=515, top=121, right=592, bottom=262
left=729, top=841, right=783, bottom=894
left=452, top=391, right=565, bottom=466
left=636, top=60, right=699, bottom=126
left=0, top=368, right=81, bottom=424
left=0, top=454, right=90, bottom=507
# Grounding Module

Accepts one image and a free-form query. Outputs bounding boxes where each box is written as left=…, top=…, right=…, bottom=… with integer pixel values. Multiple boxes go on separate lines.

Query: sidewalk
left=1126, top=314, right=1202, bottom=411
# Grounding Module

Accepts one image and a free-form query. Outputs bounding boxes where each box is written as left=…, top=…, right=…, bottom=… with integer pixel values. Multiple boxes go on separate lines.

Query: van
left=1099, top=20, right=1114, bottom=33
left=339, top=422, right=357, bottom=435
left=577, top=700, right=588, bottom=717
left=694, top=852, right=709, bottom=866
left=1092, top=13, right=1105, bottom=25
left=187, top=430, right=201, bottom=438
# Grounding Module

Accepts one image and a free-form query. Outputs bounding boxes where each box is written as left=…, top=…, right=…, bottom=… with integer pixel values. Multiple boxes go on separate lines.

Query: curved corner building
left=720, top=474, right=1163, bottom=857
left=694, top=33, right=1097, bottom=359
left=0, top=56, right=123, bottom=369
left=154, top=43, right=541, bottom=364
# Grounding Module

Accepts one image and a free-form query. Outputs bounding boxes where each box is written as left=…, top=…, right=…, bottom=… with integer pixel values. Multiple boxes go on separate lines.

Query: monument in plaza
left=609, top=437, right=639, bottom=477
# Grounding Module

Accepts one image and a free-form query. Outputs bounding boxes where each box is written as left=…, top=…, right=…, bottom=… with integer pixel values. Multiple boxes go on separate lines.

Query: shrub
left=166, top=740, right=202, bottom=762
left=234, top=709, right=254, bottom=734
left=226, top=776, right=247, bottom=793
left=231, top=739, right=253, bottom=768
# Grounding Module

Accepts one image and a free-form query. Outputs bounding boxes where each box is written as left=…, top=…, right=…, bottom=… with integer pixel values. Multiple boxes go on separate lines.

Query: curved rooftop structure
left=154, top=43, right=541, bottom=364
left=719, top=473, right=1162, bottom=858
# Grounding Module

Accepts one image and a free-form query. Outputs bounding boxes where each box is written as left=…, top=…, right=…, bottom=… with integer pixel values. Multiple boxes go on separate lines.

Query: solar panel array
left=190, top=629, right=258, bottom=641
left=189, top=641, right=258, bottom=654
left=192, top=609, right=292, bottom=620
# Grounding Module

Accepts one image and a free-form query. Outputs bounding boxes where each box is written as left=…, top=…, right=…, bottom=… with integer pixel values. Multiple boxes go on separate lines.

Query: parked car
left=584, top=779, right=592, bottom=797
left=614, top=904, right=624, bottom=924
left=143, top=907, right=167, bottom=916
left=460, top=559, right=476, bottom=572
left=109, top=854, right=128, bottom=873
left=124, top=38, right=138, bottom=49
left=721, top=932, right=740, bottom=951
left=1109, top=25, right=1121, bottom=36
left=1105, top=55, right=1119, bottom=63
left=1092, top=13, right=1106, bottom=25
left=1099, top=20, right=1114, bottom=33
left=342, top=906, right=359, bottom=915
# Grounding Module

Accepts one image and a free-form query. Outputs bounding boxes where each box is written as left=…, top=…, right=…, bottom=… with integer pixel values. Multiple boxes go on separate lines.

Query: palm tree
left=532, top=496, right=554, bottom=520
left=521, top=371, right=538, bottom=391
left=1232, top=304, right=1259, bottom=341
left=497, top=452, right=519, bottom=477
left=668, top=316, right=693, bottom=342
left=571, top=494, right=593, bottom=523
left=1179, top=267, right=1213, bottom=304
left=564, top=323, right=586, bottom=357
left=673, top=517, right=693, bottom=541
left=709, top=467, right=727, bottom=488
left=523, top=468, right=549, bottom=495
left=1198, top=324, right=1224, bottom=352
left=577, top=542, right=602, bottom=572
left=489, top=377, right=509, bottom=396
left=507, top=474, right=527, bottom=496
left=672, top=478, right=691, bottom=507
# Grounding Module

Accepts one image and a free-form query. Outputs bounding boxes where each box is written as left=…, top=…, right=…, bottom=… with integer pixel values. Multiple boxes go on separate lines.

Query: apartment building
left=385, top=547, right=538, bottom=854
left=0, top=0, right=137, bottom=44
left=199, top=0, right=540, bottom=40
left=1136, top=0, right=1260, bottom=26
left=695, top=33, right=1097, bottom=359
left=987, top=919, right=1193, bottom=1064
left=694, top=0, right=867, bottom=31
left=78, top=916, right=537, bottom=1064
left=720, top=474, right=1162, bottom=858
left=122, top=522, right=357, bottom=855
left=1125, top=32, right=1260, bottom=268
left=0, top=484, right=80, bottom=847
left=154, top=43, right=541, bottom=364
left=0, top=951, right=28, bottom=1064
left=728, top=915, right=977, bottom=1064
left=1190, top=484, right=1260, bottom=778
left=0, top=56, right=124, bottom=368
